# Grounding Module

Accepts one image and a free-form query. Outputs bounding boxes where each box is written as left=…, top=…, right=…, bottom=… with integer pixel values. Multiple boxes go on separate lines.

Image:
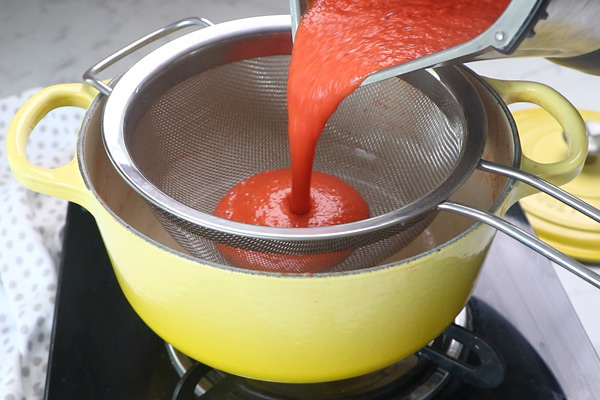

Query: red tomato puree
left=216, top=0, right=509, bottom=272
left=214, top=169, right=369, bottom=272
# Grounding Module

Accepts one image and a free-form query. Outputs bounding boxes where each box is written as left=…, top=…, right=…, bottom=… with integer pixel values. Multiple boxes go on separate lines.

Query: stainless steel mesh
left=118, top=55, right=476, bottom=273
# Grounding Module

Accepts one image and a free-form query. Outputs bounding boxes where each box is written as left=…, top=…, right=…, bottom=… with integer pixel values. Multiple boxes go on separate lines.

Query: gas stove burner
left=166, top=309, right=504, bottom=400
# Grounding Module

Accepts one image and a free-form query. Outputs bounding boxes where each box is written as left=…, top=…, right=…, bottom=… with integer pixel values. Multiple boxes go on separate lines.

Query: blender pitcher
left=290, top=0, right=600, bottom=82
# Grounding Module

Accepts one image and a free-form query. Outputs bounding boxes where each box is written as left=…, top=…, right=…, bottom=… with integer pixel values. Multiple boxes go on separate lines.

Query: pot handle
left=438, top=201, right=600, bottom=289
left=6, top=83, right=97, bottom=209
left=483, top=77, right=587, bottom=189
left=440, top=79, right=600, bottom=288
left=479, top=78, right=600, bottom=224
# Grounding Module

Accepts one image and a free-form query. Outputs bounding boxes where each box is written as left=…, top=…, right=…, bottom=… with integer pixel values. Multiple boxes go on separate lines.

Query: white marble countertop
left=0, top=0, right=290, bottom=98
left=1, top=1, right=599, bottom=398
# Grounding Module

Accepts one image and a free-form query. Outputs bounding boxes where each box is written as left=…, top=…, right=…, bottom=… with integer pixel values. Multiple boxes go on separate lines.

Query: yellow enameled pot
left=6, top=24, right=586, bottom=384
left=6, top=71, right=585, bottom=383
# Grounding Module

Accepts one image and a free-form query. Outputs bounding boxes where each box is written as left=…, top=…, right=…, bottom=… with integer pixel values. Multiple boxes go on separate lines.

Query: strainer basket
left=85, top=16, right=485, bottom=273
left=142, top=58, right=484, bottom=273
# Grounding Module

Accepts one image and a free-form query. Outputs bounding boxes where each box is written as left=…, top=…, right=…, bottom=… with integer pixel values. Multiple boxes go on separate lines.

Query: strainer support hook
left=83, top=17, right=214, bottom=96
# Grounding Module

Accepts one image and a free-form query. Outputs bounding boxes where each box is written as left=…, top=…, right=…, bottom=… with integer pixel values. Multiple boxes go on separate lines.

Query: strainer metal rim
left=100, top=15, right=487, bottom=244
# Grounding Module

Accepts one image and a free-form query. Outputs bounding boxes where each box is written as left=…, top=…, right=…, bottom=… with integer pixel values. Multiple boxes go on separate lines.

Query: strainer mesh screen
left=125, top=55, right=465, bottom=273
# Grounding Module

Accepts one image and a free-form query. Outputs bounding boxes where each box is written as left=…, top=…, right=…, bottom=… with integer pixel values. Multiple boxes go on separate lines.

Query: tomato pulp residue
left=214, top=169, right=370, bottom=272
left=287, top=0, right=510, bottom=214
left=215, top=0, right=509, bottom=272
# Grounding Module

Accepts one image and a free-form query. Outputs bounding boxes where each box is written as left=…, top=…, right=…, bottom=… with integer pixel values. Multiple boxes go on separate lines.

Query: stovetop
left=44, top=203, right=600, bottom=399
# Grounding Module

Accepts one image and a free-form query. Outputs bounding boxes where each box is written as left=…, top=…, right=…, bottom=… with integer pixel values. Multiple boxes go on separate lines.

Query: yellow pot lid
left=516, top=108, right=600, bottom=263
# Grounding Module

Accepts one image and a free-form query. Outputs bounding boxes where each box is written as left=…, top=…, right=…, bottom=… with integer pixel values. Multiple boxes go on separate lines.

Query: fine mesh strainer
left=132, top=57, right=482, bottom=273
left=85, top=16, right=484, bottom=273
left=85, top=16, right=600, bottom=282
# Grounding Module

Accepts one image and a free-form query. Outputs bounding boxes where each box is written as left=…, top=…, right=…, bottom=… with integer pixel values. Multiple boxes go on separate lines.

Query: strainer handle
left=479, top=160, right=600, bottom=224
left=438, top=202, right=600, bottom=290
left=83, top=17, right=214, bottom=96
left=6, top=83, right=97, bottom=209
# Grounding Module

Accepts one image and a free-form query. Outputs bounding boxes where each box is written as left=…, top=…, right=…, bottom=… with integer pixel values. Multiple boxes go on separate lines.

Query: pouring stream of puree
left=215, top=0, right=510, bottom=272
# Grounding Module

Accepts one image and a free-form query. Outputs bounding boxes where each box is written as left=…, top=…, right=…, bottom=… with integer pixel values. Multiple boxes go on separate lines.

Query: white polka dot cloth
left=0, top=89, right=82, bottom=400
